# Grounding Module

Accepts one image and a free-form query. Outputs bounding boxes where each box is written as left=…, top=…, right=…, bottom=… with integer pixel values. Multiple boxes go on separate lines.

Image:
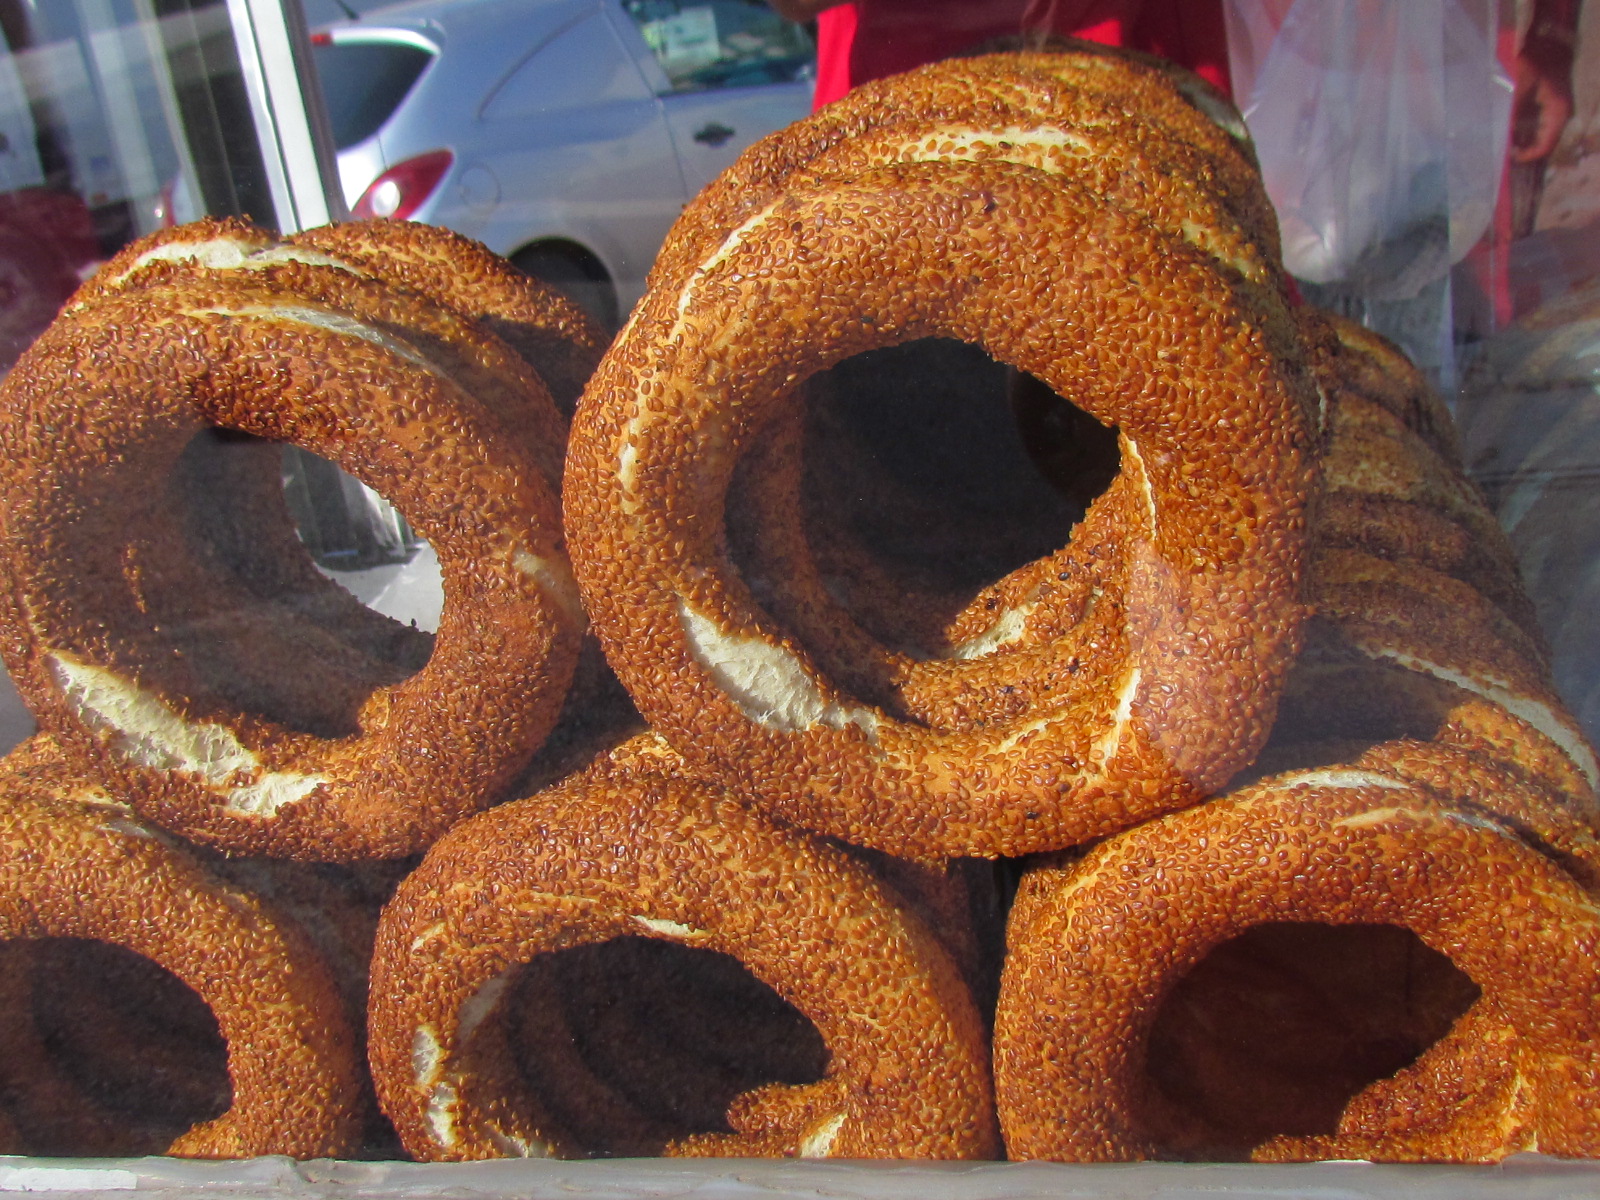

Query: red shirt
left=814, top=0, right=1028, bottom=107
left=1022, top=0, right=1231, bottom=94
left=811, top=0, right=1230, bottom=108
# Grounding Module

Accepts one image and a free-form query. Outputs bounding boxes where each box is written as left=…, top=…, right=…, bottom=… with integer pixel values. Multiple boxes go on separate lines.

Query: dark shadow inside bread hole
left=146, top=428, right=437, bottom=738
left=1141, top=922, right=1480, bottom=1160
left=507, top=936, right=828, bottom=1157
left=8, top=939, right=231, bottom=1156
left=727, top=337, right=1120, bottom=666
left=807, top=338, right=1117, bottom=597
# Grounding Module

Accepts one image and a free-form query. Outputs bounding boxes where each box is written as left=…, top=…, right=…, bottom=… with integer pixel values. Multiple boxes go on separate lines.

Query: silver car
left=313, top=0, right=814, bottom=327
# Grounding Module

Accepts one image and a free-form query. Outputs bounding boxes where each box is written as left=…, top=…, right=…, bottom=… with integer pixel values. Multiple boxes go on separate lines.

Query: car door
left=460, top=3, right=690, bottom=310
left=609, top=0, right=813, bottom=198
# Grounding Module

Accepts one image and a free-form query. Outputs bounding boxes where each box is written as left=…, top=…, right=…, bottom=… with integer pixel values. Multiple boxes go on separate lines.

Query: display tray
left=0, top=1155, right=1597, bottom=1200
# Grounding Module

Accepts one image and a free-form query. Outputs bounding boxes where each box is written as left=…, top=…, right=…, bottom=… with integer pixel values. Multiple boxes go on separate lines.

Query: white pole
left=223, top=0, right=344, bottom=231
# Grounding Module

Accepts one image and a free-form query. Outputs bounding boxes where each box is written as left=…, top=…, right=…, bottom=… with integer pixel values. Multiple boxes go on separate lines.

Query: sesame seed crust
left=289, top=219, right=607, bottom=416
left=1300, top=308, right=1537, bottom=641
left=994, top=758, right=1600, bottom=1162
left=367, top=734, right=998, bottom=1160
left=652, top=47, right=1278, bottom=297
left=0, top=736, right=361, bottom=1157
left=566, top=148, right=1315, bottom=859
left=0, top=222, right=585, bottom=859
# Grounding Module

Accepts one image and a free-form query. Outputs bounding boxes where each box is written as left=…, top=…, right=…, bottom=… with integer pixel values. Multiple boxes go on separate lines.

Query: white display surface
left=0, top=1155, right=1597, bottom=1200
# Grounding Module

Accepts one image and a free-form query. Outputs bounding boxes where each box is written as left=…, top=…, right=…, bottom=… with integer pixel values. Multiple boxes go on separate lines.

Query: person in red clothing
left=768, top=0, right=1230, bottom=108
left=1020, top=0, right=1230, bottom=93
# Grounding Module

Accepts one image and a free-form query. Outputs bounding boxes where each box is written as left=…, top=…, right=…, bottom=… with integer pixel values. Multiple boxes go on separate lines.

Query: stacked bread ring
left=1459, top=279, right=1600, bottom=743
left=0, top=217, right=603, bottom=1154
left=368, top=733, right=998, bottom=1160
left=565, top=48, right=1319, bottom=862
left=0, top=735, right=362, bottom=1157
left=994, top=313, right=1600, bottom=1161
left=0, top=217, right=595, bottom=860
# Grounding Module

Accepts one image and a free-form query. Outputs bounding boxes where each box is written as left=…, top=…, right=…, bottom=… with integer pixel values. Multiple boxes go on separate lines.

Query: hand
left=1511, top=28, right=1576, bottom=163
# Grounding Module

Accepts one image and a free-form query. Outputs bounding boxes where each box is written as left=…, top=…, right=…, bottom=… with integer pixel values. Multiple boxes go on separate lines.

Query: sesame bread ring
left=1274, top=616, right=1600, bottom=818
left=1304, top=322, right=1535, bottom=640
left=0, top=271, right=582, bottom=859
left=79, top=218, right=605, bottom=415
left=993, top=755, right=1600, bottom=1161
left=566, top=159, right=1315, bottom=859
left=1313, top=548, right=1551, bottom=697
left=0, top=737, right=360, bottom=1157
left=1256, top=541, right=1600, bottom=875
left=63, top=220, right=571, bottom=695
left=288, top=220, right=606, bottom=415
left=651, top=52, right=1278, bottom=296
left=367, top=734, right=998, bottom=1161
left=1309, top=310, right=1465, bottom=466
left=1279, top=549, right=1600, bottom=804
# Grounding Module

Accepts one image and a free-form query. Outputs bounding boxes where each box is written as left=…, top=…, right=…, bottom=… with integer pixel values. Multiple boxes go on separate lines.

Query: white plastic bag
left=1226, top=0, right=1512, bottom=297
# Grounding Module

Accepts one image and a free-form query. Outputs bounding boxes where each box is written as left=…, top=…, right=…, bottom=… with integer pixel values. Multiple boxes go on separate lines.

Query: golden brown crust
left=76, top=217, right=604, bottom=415
left=0, top=260, right=583, bottom=859
left=993, top=757, right=1600, bottom=1162
left=0, top=737, right=361, bottom=1157
left=652, top=53, right=1279, bottom=298
left=1312, top=549, right=1551, bottom=694
left=1272, top=628, right=1599, bottom=818
left=1304, top=315, right=1536, bottom=639
left=1267, top=535, right=1599, bottom=821
left=1309, top=310, right=1464, bottom=466
left=290, top=220, right=606, bottom=415
left=367, top=734, right=998, bottom=1160
left=567, top=156, right=1315, bottom=859
left=996, top=36, right=1255, bottom=153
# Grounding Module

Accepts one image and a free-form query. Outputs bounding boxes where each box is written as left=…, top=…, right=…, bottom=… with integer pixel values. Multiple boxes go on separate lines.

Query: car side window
left=481, top=10, right=651, bottom=121
left=620, top=0, right=813, bottom=93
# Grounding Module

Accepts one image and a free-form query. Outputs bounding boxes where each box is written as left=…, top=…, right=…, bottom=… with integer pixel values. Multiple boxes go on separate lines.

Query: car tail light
left=351, top=149, right=453, bottom=220
left=154, top=178, right=179, bottom=227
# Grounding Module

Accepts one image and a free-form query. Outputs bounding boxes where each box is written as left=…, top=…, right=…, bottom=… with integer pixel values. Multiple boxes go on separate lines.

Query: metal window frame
left=224, top=0, right=346, bottom=232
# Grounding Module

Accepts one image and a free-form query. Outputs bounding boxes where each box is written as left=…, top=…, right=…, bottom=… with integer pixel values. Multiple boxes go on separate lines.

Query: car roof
left=319, top=0, right=600, bottom=50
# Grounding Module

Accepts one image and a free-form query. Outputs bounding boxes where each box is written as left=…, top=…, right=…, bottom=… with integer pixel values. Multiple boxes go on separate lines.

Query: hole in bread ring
left=367, top=736, right=997, bottom=1160
left=0, top=269, right=582, bottom=860
left=993, top=758, right=1600, bottom=1162
left=0, top=738, right=361, bottom=1157
left=503, top=937, right=830, bottom=1156
left=567, top=159, right=1316, bottom=859
left=1143, top=922, right=1479, bottom=1158
left=0, top=938, right=231, bottom=1156
left=26, top=939, right=233, bottom=1153
left=726, top=340, right=1120, bottom=695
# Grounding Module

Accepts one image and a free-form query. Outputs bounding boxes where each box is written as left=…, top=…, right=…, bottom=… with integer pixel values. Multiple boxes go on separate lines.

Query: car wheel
left=511, top=243, right=619, bottom=333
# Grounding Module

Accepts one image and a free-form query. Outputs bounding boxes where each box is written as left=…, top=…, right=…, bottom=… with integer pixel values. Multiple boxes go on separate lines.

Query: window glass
left=0, top=0, right=273, bottom=372
left=311, top=37, right=433, bottom=150
left=621, top=0, right=812, bottom=92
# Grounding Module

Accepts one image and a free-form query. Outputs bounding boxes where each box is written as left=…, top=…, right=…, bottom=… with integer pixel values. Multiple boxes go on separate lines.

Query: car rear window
left=312, top=39, right=435, bottom=149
